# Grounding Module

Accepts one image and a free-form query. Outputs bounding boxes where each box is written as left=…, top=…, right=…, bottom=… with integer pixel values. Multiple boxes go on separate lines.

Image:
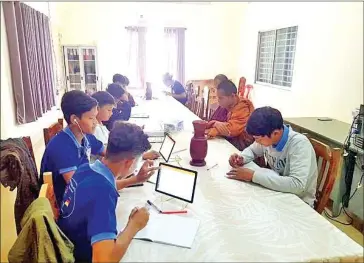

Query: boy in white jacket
left=227, top=106, right=318, bottom=207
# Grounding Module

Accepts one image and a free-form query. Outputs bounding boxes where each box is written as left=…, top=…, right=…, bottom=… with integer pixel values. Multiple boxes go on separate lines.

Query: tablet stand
left=157, top=194, right=188, bottom=211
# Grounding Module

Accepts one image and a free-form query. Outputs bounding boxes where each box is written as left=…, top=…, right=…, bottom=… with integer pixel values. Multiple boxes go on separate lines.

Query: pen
left=207, top=164, right=218, bottom=171
left=147, top=200, right=162, bottom=213
left=127, top=183, right=143, bottom=188
left=161, top=210, right=188, bottom=215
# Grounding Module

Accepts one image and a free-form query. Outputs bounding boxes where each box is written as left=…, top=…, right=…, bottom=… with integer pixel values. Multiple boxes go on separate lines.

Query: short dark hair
left=214, top=74, right=228, bottom=82
left=61, top=90, right=98, bottom=124
left=217, top=80, right=237, bottom=96
left=106, top=122, right=151, bottom=161
left=246, top=107, right=284, bottom=137
left=112, top=74, right=125, bottom=84
left=124, top=76, right=130, bottom=86
left=91, top=91, right=115, bottom=107
left=106, top=83, right=125, bottom=99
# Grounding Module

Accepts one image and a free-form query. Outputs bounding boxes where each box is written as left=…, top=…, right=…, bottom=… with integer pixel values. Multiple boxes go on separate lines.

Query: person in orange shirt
left=206, top=80, right=254, bottom=151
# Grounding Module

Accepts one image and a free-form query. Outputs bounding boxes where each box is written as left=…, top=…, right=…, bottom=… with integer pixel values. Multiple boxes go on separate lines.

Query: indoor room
left=1, top=1, right=363, bottom=262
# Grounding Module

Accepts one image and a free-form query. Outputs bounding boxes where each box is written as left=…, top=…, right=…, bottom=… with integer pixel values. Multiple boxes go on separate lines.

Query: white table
left=116, top=95, right=363, bottom=262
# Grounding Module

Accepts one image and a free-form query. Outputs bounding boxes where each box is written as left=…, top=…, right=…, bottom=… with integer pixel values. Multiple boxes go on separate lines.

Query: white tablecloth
left=117, top=94, right=363, bottom=262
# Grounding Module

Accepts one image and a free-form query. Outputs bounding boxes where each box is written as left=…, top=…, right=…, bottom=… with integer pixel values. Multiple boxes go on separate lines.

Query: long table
left=116, top=95, right=363, bottom=262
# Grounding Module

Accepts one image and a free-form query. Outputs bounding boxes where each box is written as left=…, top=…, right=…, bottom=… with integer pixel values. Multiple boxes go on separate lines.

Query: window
left=126, top=26, right=185, bottom=89
left=255, top=26, right=298, bottom=88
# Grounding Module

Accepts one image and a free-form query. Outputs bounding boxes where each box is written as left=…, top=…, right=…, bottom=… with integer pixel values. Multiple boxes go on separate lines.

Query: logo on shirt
left=60, top=178, right=78, bottom=218
left=264, top=150, right=287, bottom=173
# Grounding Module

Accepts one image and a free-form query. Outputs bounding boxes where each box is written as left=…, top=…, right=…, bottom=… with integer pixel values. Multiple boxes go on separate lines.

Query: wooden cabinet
left=63, top=46, right=99, bottom=95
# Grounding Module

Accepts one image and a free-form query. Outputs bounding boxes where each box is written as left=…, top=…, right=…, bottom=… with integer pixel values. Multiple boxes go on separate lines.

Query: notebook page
left=135, top=213, right=200, bottom=249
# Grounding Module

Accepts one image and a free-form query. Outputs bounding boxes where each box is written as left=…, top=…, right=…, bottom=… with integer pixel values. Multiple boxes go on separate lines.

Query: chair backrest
left=239, top=83, right=254, bottom=100
left=40, top=172, right=59, bottom=220
left=43, top=119, right=64, bottom=146
left=22, top=136, right=36, bottom=165
left=238, top=77, right=247, bottom=97
left=194, top=97, right=205, bottom=119
left=203, top=86, right=210, bottom=120
left=309, top=137, right=341, bottom=214
left=186, top=83, right=195, bottom=110
left=244, top=84, right=254, bottom=100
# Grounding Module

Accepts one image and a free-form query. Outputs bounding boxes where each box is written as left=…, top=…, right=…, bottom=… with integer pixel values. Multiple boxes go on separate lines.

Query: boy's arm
left=208, top=101, right=251, bottom=137
left=252, top=140, right=313, bottom=195
left=240, top=142, right=265, bottom=164
left=92, top=226, right=138, bottom=262
left=88, top=134, right=106, bottom=156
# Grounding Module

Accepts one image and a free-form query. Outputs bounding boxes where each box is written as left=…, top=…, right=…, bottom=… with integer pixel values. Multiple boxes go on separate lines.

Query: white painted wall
left=238, top=2, right=363, bottom=123
left=55, top=2, right=244, bottom=86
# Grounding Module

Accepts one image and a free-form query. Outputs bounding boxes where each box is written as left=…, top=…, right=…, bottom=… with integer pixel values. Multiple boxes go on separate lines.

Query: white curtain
left=164, top=28, right=178, bottom=80
left=127, top=26, right=185, bottom=89
left=164, top=28, right=185, bottom=85
left=126, top=26, right=146, bottom=88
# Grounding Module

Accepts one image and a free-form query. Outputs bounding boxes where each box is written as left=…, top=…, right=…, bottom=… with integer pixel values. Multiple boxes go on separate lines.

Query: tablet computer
left=159, top=133, right=176, bottom=162
left=155, top=163, right=198, bottom=203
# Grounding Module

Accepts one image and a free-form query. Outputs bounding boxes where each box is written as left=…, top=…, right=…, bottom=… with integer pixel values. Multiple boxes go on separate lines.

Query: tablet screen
left=155, top=163, right=198, bottom=203
left=159, top=134, right=175, bottom=162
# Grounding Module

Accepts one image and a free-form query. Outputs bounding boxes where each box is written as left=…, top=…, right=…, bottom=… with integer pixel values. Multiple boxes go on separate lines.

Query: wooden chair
left=186, top=82, right=195, bottom=110
left=309, top=137, right=341, bottom=214
left=203, top=86, right=210, bottom=120
left=43, top=118, right=64, bottom=146
left=39, top=172, right=59, bottom=220
left=238, top=77, right=246, bottom=97
left=239, top=84, right=254, bottom=100
left=193, top=97, right=205, bottom=120
left=22, top=136, right=36, bottom=165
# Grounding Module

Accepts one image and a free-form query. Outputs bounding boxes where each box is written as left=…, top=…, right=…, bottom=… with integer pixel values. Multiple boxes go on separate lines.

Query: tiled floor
left=323, top=210, right=364, bottom=247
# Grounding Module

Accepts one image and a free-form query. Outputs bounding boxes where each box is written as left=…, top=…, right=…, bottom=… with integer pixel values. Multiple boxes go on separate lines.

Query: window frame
left=254, top=26, right=298, bottom=90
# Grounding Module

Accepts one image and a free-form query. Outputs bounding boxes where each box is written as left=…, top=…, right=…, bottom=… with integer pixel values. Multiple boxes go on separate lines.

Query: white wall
left=238, top=2, right=363, bottom=123
left=55, top=2, right=244, bottom=86
left=0, top=2, right=62, bottom=166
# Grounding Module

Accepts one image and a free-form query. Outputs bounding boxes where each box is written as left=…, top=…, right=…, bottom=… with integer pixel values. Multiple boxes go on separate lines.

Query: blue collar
left=273, top=125, right=289, bottom=152
left=64, top=126, right=91, bottom=159
left=90, top=160, right=117, bottom=190
left=64, top=126, right=90, bottom=148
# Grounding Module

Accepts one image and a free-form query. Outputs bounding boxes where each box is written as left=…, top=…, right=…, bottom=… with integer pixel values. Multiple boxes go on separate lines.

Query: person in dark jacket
left=103, top=83, right=131, bottom=131
left=112, top=74, right=136, bottom=107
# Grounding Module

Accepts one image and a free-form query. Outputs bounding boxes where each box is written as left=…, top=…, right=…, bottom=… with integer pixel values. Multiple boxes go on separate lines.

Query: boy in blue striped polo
left=58, top=122, right=157, bottom=262
left=40, top=91, right=105, bottom=207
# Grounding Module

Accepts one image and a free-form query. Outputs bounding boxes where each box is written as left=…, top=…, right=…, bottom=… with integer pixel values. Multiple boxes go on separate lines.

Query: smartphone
left=317, top=117, right=333, bottom=121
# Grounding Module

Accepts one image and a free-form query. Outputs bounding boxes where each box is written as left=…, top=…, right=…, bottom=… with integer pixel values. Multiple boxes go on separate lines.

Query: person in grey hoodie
left=227, top=106, right=318, bottom=207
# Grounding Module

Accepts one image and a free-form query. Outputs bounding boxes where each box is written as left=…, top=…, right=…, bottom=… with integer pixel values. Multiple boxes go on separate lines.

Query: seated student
left=58, top=122, right=157, bottom=262
left=91, top=91, right=160, bottom=160
left=162, top=73, right=187, bottom=105
left=206, top=80, right=254, bottom=151
left=209, top=74, right=229, bottom=122
left=103, top=83, right=132, bottom=131
left=40, top=90, right=105, bottom=207
left=112, top=74, right=136, bottom=107
left=227, top=107, right=318, bottom=207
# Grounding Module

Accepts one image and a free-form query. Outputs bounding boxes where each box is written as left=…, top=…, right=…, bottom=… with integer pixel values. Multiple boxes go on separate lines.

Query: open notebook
left=134, top=213, right=200, bottom=249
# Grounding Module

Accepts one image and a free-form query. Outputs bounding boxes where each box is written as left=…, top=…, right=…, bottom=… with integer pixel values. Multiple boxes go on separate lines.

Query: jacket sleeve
left=252, top=140, right=313, bottom=195
left=240, top=142, right=265, bottom=163
left=208, top=101, right=252, bottom=137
